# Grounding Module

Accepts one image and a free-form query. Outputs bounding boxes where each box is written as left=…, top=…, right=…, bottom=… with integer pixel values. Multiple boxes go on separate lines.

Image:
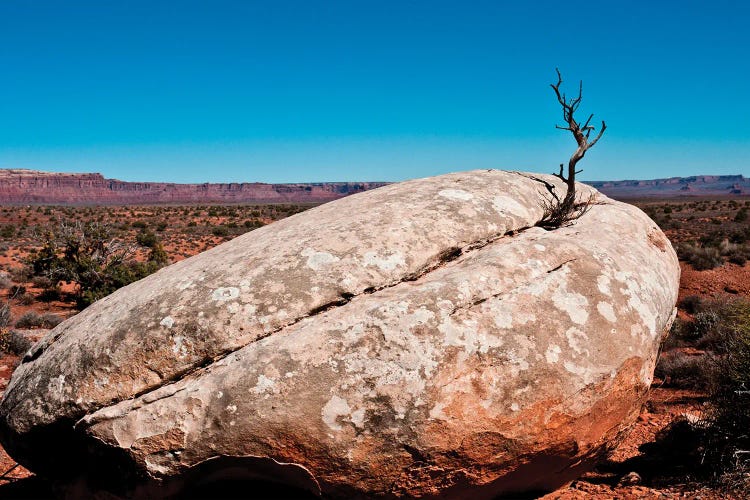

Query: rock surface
left=0, top=170, right=680, bottom=498
left=0, top=169, right=387, bottom=205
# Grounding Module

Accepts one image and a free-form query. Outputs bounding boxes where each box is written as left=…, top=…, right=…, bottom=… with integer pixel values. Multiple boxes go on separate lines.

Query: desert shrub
left=14, top=311, right=43, bottom=328
left=9, top=266, right=31, bottom=282
left=0, top=225, right=15, bottom=238
left=37, top=288, right=61, bottom=302
left=212, top=226, right=229, bottom=237
left=648, top=299, right=750, bottom=489
left=131, top=220, right=147, bottom=229
left=735, top=208, right=748, bottom=222
left=187, top=221, right=197, bottom=227
left=676, top=243, right=723, bottom=270
left=31, top=275, right=55, bottom=289
left=16, top=312, right=42, bottom=328
left=662, top=317, right=700, bottom=349
left=148, top=243, right=169, bottom=266
left=728, top=250, right=747, bottom=266
left=0, top=272, right=12, bottom=289
left=136, top=230, right=159, bottom=248
left=14, top=311, right=63, bottom=329
left=730, top=228, right=750, bottom=244
left=700, top=300, right=750, bottom=482
left=679, top=295, right=703, bottom=315
left=244, top=219, right=264, bottom=230
left=29, top=221, right=168, bottom=309
left=654, top=353, right=710, bottom=389
left=0, top=329, right=33, bottom=356
left=156, top=222, right=168, bottom=232
left=18, top=293, right=34, bottom=305
left=0, top=303, right=11, bottom=329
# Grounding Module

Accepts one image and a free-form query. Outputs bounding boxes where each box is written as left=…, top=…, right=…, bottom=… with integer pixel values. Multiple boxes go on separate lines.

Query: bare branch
left=586, top=120, right=607, bottom=149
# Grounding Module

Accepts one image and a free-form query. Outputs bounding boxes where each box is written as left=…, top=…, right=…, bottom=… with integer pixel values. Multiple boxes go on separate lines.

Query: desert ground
left=0, top=197, right=748, bottom=498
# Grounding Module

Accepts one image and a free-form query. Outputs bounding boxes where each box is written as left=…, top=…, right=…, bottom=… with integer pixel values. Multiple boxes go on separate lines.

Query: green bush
left=28, top=221, right=168, bottom=309
left=136, top=230, right=158, bottom=248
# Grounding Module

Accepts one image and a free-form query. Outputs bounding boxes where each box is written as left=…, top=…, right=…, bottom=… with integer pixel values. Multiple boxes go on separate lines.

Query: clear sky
left=1, top=0, right=748, bottom=183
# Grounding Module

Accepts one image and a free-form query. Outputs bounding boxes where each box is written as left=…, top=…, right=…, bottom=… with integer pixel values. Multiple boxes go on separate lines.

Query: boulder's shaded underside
left=0, top=170, right=680, bottom=498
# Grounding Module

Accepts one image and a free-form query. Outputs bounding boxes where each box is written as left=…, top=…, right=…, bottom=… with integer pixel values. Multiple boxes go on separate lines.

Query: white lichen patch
left=301, top=248, right=340, bottom=271
left=438, top=189, right=474, bottom=201
left=493, top=310, right=513, bottom=329
left=160, top=316, right=175, bottom=328
left=597, top=274, right=612, bottom=296
left=545, top=344, right=562, bottom=363
left=226, top=404, right=237, bottom=414
left=212, top=287, right=240, bottom=302
left=171, top=335, right=188, bottom=358
left=350, top=408, right=366, bottom=428
left=363, top=251, right=406, bottom=271
left=252, top=374, right=276, bottom=394
left=549, top=267, right=589, bottom=325
left=563, top=361, right=593, bottom=384
left=597, top=302, right=617, bottom=323
left=565, top=327, right=590, bottom=357
left=322, top=395, right=351, bottom=431
left=48, top=375, right=65, bottom=397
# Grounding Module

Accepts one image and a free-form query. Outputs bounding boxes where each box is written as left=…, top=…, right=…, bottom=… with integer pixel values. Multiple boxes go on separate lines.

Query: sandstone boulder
left=0, top=170, right=679, bottom=498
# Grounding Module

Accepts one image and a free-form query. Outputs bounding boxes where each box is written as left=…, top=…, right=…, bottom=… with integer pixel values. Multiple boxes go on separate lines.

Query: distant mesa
left=0, top=169, right=388, bottom=205
left=0, top=168, right=747, bottom=204
left=586, top=174, right=750, bottom=199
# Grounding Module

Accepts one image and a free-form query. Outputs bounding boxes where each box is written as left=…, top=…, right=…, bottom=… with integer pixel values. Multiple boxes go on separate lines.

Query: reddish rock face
left=0, top=169, right=388, bottom=205
left=0, top=170, right=679, bottom=498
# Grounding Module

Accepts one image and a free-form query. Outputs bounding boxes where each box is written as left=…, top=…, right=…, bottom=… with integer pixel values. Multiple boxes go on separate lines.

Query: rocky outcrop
left=0, top=169, right=387, bottom=205
left=0, top=170, right=680, bottom=498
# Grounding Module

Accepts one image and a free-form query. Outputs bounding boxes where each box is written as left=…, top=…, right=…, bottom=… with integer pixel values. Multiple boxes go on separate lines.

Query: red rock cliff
left=0, top=169, right=388, bottom=205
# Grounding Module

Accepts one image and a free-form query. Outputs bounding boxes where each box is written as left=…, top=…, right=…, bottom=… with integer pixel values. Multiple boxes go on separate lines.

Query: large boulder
left=0, top=170, right=679, bottom=498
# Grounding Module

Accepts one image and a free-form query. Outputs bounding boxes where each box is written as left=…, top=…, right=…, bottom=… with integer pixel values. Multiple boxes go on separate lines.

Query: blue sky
left=1, top=1, right=748, bottom=183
